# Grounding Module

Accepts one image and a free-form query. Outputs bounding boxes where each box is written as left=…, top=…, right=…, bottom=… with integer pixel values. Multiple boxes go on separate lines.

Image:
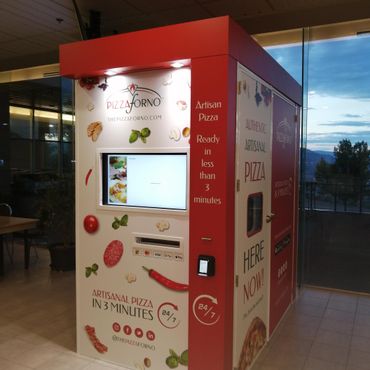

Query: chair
left=0, top=203, right=14, bottom=263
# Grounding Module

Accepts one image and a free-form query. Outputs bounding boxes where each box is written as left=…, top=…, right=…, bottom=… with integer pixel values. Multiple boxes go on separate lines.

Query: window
left=9, top=106, right=32, bottom=139
left=8, top=77, right=74, bottom=174
left=255, top=18, right=370, bottom=293
left=247, top=193, right=263, bottom=236
left=34, top=110, right=60, bottom=141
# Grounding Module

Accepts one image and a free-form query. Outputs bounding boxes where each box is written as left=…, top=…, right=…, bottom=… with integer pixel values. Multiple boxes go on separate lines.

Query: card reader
left=197, top=255, right=215, bottom=277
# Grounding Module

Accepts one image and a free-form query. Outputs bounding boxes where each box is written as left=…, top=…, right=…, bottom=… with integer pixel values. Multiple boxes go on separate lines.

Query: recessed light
left=106, top=68, right=121, bottom=76
left=171, top=62, right=184, bottom=68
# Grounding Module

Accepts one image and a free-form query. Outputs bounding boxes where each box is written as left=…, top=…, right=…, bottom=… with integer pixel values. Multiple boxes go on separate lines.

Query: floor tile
left=86, top=359, right=131, bottom=369
left=266, top=336, right=313, bottom=357
left=357, top=303, right=370, bottom=315
left=299, top=295, right=329, bottom=308
left=353, top=322, right=370, bottom=338
left=285, top=311, right=322, bottom=327
left=252, top=364, right=276, bottom=370
left=315, top=328, right=351, bottom=348
left=323, top=307, right=355, bottom=323
left=303, top=357, right=346, bottom=370
left=327, top=299, right=357, bottom=313
left=350, top=335, right=370, bottom=353
left=330, top=292, right=359, bottom=304
left=358, top=295, right=370, bottom=307
left=309, top=341, right=349, bottom=365
left=0, top=359, right=32, bottom=370
left=301, top=288, right=331, bottom=301
left=355, top=313, right=370, bottom=325
left=279, top=321, right=319, bottom=340
left=292, top=302, right=326, bottom=318
left=319, top=317, right=354, bottom=335
left=11, top=345, right=62, bottom=368
left=4, top=243, right=370, bottom=370
left=0, top=338, right=36, bottom=361
left=262, top=350, right=306, bottom=370
left=347, top=349, right=370, bottom=369
left=34, top=352, right=93, bottom=370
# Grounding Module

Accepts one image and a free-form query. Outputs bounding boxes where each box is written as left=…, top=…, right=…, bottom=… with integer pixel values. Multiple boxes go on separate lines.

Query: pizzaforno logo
left=106, top=83, right=162, bottom=114
left=276, top=118, right=293, bottom=148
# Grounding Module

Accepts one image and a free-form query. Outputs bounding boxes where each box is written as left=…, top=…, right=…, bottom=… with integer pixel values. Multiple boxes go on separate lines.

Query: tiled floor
left=1, top=243, right=370, bottom=370
left=254, top=287, right=370, bottom=370
left=0, top=244, right=124, bottom=370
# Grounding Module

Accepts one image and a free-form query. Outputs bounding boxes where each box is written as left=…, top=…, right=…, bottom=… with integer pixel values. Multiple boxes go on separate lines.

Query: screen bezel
left=97, top=148, right=189, bottom=215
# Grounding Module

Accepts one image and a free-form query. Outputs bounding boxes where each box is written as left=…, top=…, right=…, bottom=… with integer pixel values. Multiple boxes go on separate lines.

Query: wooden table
left=0, top=216, right=39, bottom=276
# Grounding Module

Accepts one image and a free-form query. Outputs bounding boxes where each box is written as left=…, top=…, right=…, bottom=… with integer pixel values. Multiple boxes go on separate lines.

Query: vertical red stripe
left=189, top=55, right=236, bottom=370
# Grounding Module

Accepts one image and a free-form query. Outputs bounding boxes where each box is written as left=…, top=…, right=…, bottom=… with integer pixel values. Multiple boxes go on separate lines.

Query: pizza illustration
left=238, top=316, right=266, bottom=370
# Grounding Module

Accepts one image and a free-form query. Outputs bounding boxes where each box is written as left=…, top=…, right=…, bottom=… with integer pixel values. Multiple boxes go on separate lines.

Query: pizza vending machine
left=60, top=16, right=301, bottom=370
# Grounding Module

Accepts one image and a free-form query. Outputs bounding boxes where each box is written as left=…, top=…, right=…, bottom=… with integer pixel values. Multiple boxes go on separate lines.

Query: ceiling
left=1, top=0, right=370, bottom=72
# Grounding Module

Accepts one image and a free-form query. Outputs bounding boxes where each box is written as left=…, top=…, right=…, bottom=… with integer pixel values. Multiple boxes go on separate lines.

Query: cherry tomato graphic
left=84, top=215, right=99, bottom=233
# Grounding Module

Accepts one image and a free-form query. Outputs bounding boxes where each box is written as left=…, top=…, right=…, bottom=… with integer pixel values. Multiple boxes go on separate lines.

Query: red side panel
left=269, top=95, right=298, bottom=335
left=189, top=55, right=236, bottom=370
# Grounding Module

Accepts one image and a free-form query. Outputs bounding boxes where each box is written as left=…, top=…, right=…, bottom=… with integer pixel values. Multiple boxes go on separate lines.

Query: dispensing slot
left=135, top=237, right=180, bottom=248
left=132, top=233, right=184, bottom=261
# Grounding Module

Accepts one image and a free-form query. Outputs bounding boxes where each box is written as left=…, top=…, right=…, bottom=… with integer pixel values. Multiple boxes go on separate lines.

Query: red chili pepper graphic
left=85, top=168, right=92, bottom=186
left=142, top=266, right=188, bottom=291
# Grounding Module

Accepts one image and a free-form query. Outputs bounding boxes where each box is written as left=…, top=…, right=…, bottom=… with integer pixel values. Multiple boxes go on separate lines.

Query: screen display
left=103, top=153, right=187, bottom=210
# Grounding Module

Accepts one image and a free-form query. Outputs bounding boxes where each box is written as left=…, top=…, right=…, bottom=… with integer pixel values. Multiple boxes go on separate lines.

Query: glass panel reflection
left=9, top=106, right=32, bottom=139
left=35, top=141, right=58, bottom=171
left=258, top=24, right=370, bottom=293
left=10, top=139, right=32, bottom=171
left=34, top=109, right=60, bottom=141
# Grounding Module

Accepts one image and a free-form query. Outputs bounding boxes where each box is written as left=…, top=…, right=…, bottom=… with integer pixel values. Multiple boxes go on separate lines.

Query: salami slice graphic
left=85, top=325, right=108, bottom=354
left=103, top=240, right=124, bottom=267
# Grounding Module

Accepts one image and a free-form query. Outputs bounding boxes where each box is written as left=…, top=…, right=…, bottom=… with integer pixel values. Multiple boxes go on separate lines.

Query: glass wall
left=255, top=19, right=370, bottom=293
left=8, top=77, right=74, bottom=174
left=1, top=76, right=75, bottom=219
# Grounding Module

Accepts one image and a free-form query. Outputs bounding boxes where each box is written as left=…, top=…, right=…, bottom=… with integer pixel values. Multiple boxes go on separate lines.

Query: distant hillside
left=303, top=149, right=335, bottom=181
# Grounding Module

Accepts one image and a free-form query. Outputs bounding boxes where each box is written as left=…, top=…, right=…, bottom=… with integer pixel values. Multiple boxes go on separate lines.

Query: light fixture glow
left=62, top=114, right=74, bottom=122
left=34, top=110, right=59, bottom=120
left=106, top=68, right=121, bottom=76
left=10, top=106, right=74, bottom=122
left=171, top=62, right=184, bottom=68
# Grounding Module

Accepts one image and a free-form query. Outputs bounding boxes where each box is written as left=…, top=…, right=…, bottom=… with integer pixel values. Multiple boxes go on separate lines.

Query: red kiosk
left=60, top=16, right=301, bottom=370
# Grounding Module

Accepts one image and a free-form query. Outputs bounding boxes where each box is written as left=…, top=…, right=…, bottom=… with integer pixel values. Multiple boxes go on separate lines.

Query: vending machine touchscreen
left=100, top=151, right=188, bottom=211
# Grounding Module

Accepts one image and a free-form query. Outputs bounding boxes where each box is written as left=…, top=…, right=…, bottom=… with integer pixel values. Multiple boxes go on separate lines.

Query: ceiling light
left=171, top=62, right=184, bottom=68
left=106, top=68, right=121, bottom=76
